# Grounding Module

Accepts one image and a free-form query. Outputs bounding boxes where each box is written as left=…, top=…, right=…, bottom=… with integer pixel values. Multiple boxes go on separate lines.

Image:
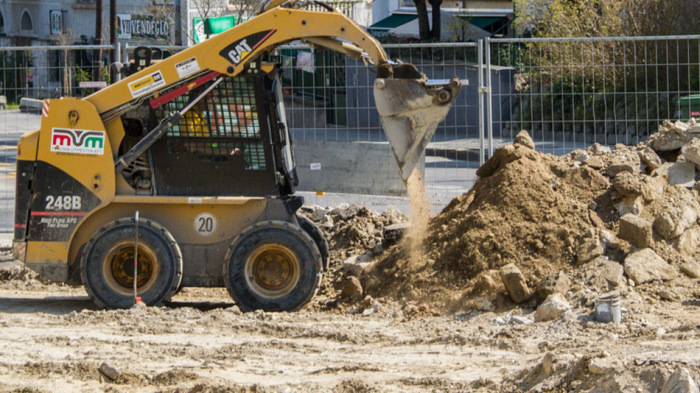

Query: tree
left=513, top=0, right=700, bottom=38
left=428, top=0, right=442, bottom=40
left=415, top=0, right=442, bottom=41
left=229, top=0, right=267, bottom=25
left=415, top=0, right=431, bottom=41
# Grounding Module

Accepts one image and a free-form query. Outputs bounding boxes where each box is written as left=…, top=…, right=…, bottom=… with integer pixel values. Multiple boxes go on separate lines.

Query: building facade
left=0, top=0, right=224, bottom=100
left=369, top=0, right=514, bottom=41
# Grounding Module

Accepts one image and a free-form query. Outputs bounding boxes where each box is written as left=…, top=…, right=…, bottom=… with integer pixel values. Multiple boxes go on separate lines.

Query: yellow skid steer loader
left=13, top=0, right=460, bottom=311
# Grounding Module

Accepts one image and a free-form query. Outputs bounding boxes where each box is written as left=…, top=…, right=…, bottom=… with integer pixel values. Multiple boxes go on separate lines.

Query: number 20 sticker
left=194, top=213, right=217, bottom=236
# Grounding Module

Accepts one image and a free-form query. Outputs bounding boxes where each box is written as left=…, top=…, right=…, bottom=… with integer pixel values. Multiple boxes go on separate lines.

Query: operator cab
left=118, top=62, right=297, bottom=197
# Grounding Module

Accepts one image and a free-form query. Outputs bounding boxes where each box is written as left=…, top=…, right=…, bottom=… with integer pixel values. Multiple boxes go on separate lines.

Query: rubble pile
left=299, top=203, right=407, bottom=267
left=298, top=204, right=407, bottom=307
left=302, top=121, right=700, bottom=314
left=0, top=253, right=53, bottom=289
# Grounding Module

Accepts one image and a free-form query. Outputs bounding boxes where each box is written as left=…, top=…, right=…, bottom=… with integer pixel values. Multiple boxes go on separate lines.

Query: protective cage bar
left=152, top=75, right=267, bottom=171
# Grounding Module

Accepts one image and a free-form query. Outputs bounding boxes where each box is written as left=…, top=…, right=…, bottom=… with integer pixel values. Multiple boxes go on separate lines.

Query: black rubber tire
left=296, top=215, right=330, bottom=271
left=224, top=221, right=323, bottom=312
left=81, top=218, right=183, bottom=309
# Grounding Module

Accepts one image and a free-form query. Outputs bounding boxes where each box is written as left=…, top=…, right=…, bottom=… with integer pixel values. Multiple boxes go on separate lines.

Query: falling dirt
left=404, top=168, right=431, bottom=266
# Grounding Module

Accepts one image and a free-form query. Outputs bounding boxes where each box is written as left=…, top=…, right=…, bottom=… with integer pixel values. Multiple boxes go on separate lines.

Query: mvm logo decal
left=50, top=128, right=105, bottom=155
left=219, top=30, right=277, bottom=67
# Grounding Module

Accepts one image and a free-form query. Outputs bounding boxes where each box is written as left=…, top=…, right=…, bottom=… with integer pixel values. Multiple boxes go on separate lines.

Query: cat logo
left=227, top=39, right=252, bottom=64
left=219, top=30, right=276, bottom=67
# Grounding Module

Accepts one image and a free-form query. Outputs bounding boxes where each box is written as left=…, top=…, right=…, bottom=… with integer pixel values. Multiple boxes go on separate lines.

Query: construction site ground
left=0, top=269, right=697, bottom=393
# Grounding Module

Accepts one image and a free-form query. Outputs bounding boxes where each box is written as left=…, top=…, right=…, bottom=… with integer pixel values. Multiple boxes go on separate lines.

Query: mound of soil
left=361, top=124, right=700, bottom=312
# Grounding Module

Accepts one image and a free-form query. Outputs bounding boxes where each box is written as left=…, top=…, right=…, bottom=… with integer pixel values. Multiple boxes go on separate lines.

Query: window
left=0, top=12, right=5, bottom=35
left=20, top=10, right=32, bottom=31
left=155, top=76, right=266, bottom=170
left=49, top=50, right=60, bottom=82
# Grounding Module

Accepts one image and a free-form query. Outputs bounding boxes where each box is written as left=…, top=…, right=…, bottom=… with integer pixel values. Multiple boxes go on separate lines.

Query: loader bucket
left=374, top=69, right=461, bottom=181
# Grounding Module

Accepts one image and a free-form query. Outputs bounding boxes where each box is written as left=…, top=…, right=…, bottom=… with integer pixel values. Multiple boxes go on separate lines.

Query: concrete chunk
left=514, top=130, right=535, bottom=150
left=668, top=161, right=696, bottom=188
left=654, top=205, right=698, bottom=240
left=534, top=293, right=570, bottom=322
left=577, top=236, right=605, bottom=264
left=638, top=147, right=663, bottom=171
left=624, top=248, right=676, bottom=285
left=618, top=213, right=653, bottom=248
left=536, top=271, right=571, bottom=302
left=660, top=368, right=700, bottom=393
left=613, top=172, right=644, bottom=196
left=676, top=226, right=700, bottom=257
left=680, top=260, right=700, bottom=279
left=499, top=263, right=531, bottom=304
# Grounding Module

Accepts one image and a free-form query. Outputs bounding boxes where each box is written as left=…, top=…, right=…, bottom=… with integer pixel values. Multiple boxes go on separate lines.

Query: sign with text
left=118, top=14, right=170, bottom=41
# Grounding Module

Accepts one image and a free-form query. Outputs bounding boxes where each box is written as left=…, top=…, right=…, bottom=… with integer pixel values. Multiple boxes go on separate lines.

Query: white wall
left=372, top=0, right=400, bottom=24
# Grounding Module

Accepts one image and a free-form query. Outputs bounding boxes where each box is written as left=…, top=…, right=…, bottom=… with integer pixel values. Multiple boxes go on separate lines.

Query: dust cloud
left=404, top=168, right=431, bottom=266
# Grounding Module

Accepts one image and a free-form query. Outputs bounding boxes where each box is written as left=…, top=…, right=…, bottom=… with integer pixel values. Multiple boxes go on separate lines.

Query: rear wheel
left=81, top=218, right=183, bottom=309
left=224, top=221, right=322, bottom=312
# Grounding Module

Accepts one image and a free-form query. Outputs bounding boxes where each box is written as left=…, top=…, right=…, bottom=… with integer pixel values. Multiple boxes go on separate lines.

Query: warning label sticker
left=175, top=57, right=200, bottom=78
left=128, top=70, right=166, bottom=98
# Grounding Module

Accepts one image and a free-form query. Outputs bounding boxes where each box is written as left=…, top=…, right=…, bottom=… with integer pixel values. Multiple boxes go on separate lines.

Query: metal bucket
left=373, top=64, right=461, bottom=181
left=595, top=291, right=621, bottom=324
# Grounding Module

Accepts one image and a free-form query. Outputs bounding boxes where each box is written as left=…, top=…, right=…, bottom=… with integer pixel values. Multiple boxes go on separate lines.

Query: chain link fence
left=487, top=35, right=700, bottom=155
left=1, top=37, right=700, bottom=230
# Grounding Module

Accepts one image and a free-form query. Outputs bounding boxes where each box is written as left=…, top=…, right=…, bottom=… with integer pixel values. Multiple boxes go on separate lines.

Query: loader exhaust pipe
left=374, top=64, right=461, bottom=182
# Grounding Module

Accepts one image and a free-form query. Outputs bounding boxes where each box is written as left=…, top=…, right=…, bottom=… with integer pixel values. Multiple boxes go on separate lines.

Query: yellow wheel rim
left=103, top=242, right=159, bottom=296
left=245, top=244, right=300, bottom=299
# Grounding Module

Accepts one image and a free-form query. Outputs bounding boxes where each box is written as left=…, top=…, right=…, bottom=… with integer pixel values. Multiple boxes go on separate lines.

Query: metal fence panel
left=0, top=45, right=115, bottom=232
left=487, top=35, right=700, bottom=155
left=278, top=43, right=481, bottom=209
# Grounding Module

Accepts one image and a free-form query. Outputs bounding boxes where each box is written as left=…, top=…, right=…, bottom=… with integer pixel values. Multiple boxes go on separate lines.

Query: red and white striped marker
left=41, top=100, right=49, bottom=118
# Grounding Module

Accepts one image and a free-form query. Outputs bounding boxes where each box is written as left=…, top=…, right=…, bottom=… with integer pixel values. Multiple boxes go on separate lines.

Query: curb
left=425, top=147, right=481, bottom=162
left=19, top=98, right=43, bottom=114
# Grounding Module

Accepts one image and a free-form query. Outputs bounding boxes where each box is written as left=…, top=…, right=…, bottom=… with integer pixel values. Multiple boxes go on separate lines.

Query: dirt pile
left=0, top=253, right=56, bottom=290
left=299, top=203, right=406, bottom=266
left=298, top=204, right=407, bottom=308
left=355, top=122, right=700, bottom=312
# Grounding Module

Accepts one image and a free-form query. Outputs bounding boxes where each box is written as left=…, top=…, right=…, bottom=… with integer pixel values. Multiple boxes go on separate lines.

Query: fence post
left=478, top=39, right=485, bottom=166
left=115, top=42, right=122, bottom=82
left=485, top=36, right=494, bottom=158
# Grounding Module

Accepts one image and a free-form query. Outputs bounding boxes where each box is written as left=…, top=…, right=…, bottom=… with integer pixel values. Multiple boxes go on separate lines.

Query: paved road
left=0, top=110, right=41, bottom=233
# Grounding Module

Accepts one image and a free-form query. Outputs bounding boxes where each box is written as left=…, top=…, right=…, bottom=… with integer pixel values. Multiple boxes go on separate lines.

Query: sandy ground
left=0, top=269, right=697, bottom=393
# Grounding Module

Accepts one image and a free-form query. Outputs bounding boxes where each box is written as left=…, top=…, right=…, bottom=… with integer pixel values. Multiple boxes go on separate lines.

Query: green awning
left=205, top=15, right=239, bottom=35
left=369, top=14, right=417, bottom=30
left=463, top=16, right=506, bottom=30
left=193, top=15, right=246, bottom=43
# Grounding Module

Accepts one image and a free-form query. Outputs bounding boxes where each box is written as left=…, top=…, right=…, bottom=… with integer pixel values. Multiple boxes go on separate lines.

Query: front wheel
left=81, top=218, right=183, bottom=309
left=224, top=221, right=322, bottom=312
left=297, top=215, right=330, bottom=271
